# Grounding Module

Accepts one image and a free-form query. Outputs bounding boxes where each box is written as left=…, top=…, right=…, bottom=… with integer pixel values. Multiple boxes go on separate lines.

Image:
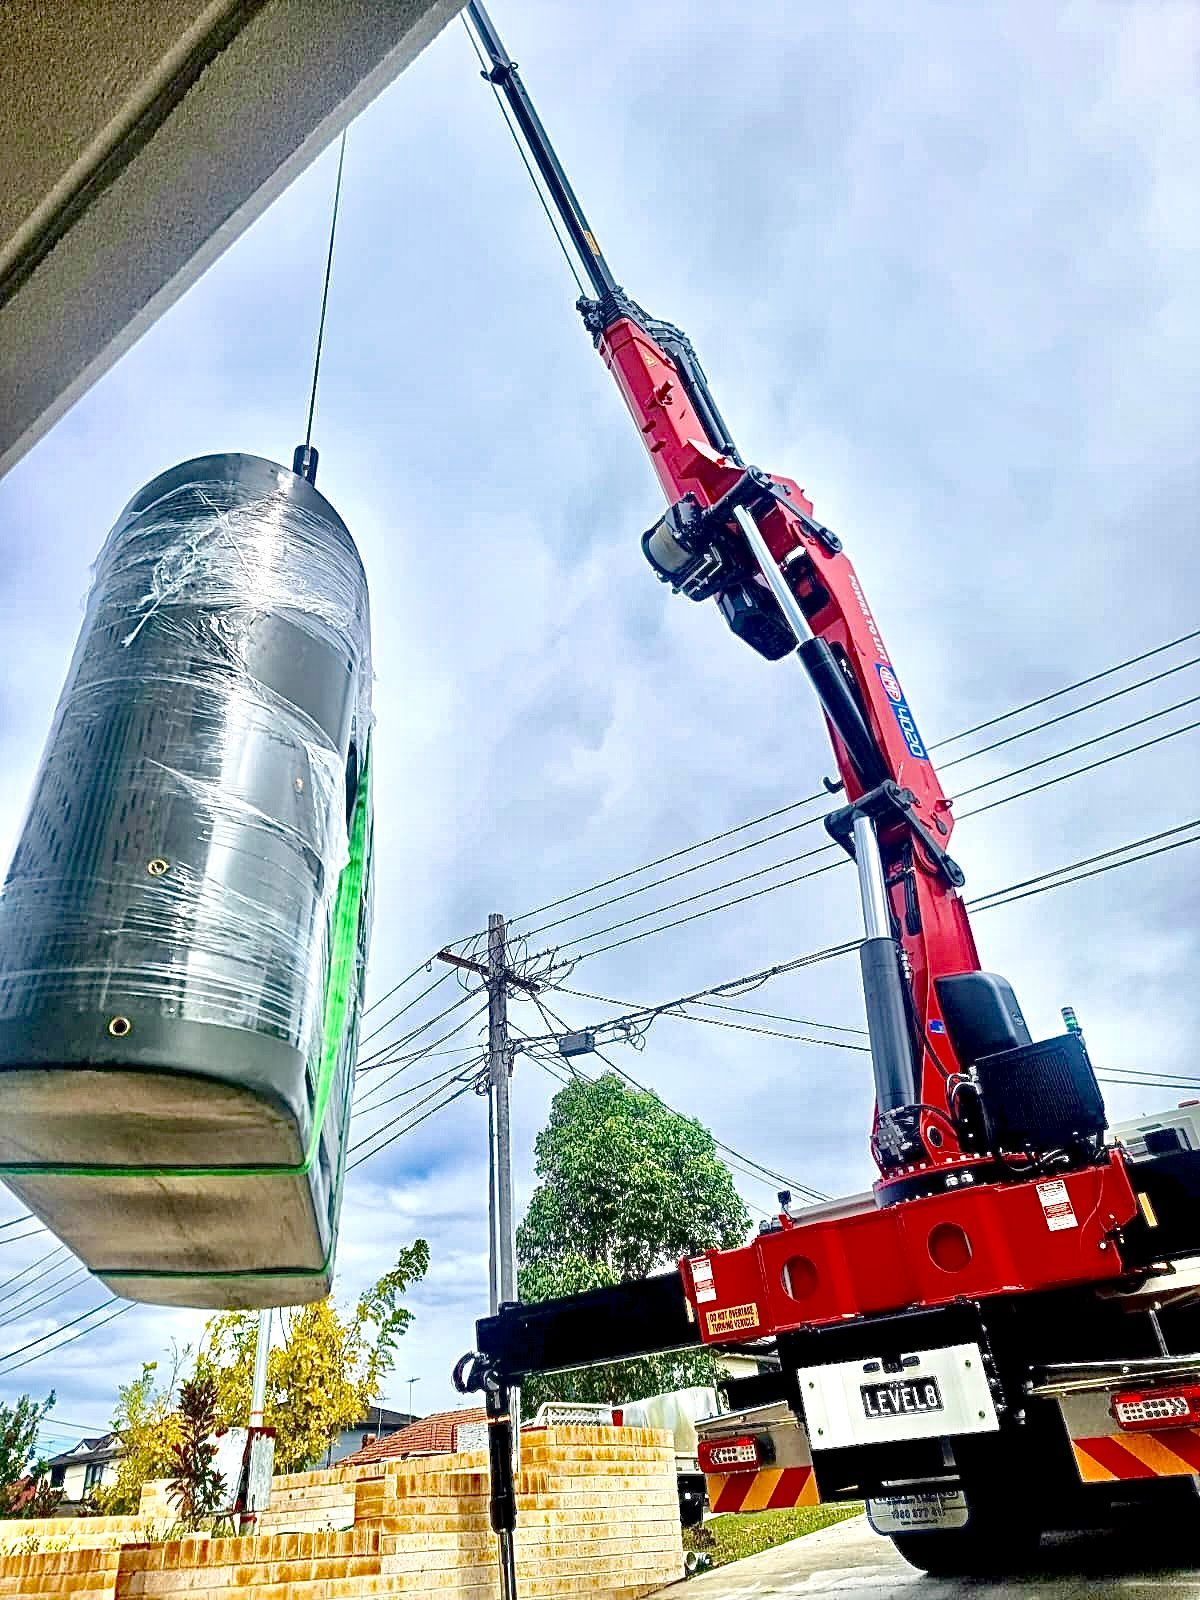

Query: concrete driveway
left=674, top=1514, right=1200, bottom=1598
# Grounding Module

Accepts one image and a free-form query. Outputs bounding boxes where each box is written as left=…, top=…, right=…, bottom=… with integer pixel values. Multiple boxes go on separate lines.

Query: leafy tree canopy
left=92, top=1358, right=185, bottom=1515
left=0, top=1393, right=60, bottom=1517
left=517, top=1073, right=750, bottom=1407
left=195, top=1238, right=430, bottom=1473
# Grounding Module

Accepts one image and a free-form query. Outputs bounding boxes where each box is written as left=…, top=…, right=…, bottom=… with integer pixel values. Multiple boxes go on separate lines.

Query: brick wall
left=0, top=1427, right=682, bottom=1599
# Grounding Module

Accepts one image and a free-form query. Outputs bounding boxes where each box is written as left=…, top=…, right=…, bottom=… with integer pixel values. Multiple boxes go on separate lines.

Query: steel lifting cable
left=302, top=130, right=348, bottom=455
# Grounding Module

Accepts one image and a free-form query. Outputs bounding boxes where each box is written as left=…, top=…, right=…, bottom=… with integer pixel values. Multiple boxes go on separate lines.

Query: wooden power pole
left=438, top=914, right=534, bottom=1314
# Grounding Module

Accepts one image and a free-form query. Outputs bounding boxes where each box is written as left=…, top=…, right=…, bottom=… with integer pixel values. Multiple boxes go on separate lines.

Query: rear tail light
left=611, top=1408, right=624, bottom=1426
left=697, top=1434, right=773, bottom=1474
left=1112, top=1384, right=1200, bottom=1430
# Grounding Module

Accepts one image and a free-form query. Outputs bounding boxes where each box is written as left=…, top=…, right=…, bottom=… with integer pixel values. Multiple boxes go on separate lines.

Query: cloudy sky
left=1, top=0, right=1198, bottom=1453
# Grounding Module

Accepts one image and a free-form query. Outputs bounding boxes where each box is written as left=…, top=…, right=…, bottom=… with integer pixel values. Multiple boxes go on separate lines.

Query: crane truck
left=452, top=3, right=1200, bottom=1583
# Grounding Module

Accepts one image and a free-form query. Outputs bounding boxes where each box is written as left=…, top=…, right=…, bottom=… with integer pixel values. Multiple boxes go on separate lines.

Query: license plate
left=861, top=1376, right=944, bottom=1420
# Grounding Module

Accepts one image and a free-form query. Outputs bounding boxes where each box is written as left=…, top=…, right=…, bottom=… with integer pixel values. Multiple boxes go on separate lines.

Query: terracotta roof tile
left=341, top=1408, right=486, bottom=1466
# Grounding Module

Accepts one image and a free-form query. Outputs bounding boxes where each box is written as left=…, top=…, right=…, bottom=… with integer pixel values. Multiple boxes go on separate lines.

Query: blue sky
left=1, top=0, right=1199, bottom=1448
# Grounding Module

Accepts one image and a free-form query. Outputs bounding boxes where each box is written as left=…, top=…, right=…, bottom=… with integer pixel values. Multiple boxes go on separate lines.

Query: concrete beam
left=0, top=0, right=461, bottom=477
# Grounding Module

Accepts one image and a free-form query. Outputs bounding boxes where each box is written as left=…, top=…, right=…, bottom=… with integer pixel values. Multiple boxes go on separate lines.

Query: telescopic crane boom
left=468, top=0, right=1013, bottom=1180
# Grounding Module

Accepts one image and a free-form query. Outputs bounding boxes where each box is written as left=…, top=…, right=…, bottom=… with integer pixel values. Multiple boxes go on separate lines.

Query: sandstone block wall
left=0, top=1427, right=682, bottom=1600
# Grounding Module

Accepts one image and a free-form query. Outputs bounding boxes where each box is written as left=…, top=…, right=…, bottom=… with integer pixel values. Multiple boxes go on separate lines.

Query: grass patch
left=683, top=1504, right=862, bottom=1568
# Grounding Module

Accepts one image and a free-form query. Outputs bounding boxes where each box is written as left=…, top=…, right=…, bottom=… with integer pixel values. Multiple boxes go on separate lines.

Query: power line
left=690, top=998, right=867, bottom=1036
left=513, top=815, right=829, bottom=941
left=358, top=966, right=455, bottom=1047
left=933, top=627, right=1200, bottom=750
left=346, top=1079, right=480, bottom=1173
left=954, top=694, right=1200, bottom=803
left=0, top=1302, right=135, bottom=1377
left=0, top=1214, right=33, bottom=1233
left=484, top=627, right=1200, bottom=943
left=509, top=695, right=1200, bottom=965
left=939, top=652, right=1200, bottom=771
left=353, top=1056, right=487, bottom=1121
left=0, top=1298, right=122, bottom=1372
left=354, top=1002, right=489, bottom=1104
left=553, top=982, right=869, bottom=1054
left=0, top=1246, right=70, bottom=1309
left=531, top=994, right=828, bottom=1205
left=968, top=816, right=1200, bottom=914
left=0, top=1226, right=47, bottom=1247
left=357, top=984, right=483, bottom=1069
left=0, top=1267, right=90, bottom=1330
left=545, top=717, right=1200, bottom=970
left=362, top=955, right=439, bottom=1017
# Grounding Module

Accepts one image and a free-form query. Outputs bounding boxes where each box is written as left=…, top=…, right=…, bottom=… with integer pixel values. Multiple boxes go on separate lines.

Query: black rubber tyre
left=890, top=1506, right=1042, bottom=1577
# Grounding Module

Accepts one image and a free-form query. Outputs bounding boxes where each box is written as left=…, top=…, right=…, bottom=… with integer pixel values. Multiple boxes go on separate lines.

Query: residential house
left=341, top=1409, right=487, bottom=1467
left=44, top=1434, right=121, bottom=1509
left=314, top=1407, right=416, bottom=1468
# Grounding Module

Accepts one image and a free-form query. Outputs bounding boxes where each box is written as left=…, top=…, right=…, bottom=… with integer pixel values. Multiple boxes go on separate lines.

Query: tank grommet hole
left=147, top=858, right=169, bottom=877
left=108, top=1016, right=132, bottom=1038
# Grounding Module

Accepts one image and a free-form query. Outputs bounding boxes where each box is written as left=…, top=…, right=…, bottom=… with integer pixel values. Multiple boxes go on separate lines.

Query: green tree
left=195, top=1240, right=430, bottom=1472
left=91, top=1359, right=185, bottom=1515
left=517, top=1073, right=751, bottom=1408
left=0, top=1393, right=59, bottom=1517
left=166, top=1375, right=224, bottom=1529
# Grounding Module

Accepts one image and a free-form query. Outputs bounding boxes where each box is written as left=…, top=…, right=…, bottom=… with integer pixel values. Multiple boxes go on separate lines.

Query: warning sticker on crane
left=1037, top=1178, right=1078, bottom=1231
left=705, top=1303, right=759, bottom=1336
left=689, top=1256, right=717, bottom=1304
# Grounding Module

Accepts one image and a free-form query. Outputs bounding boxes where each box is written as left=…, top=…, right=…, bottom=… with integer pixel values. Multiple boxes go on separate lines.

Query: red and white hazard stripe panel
left=705, top=1464, right=821, bottom=1514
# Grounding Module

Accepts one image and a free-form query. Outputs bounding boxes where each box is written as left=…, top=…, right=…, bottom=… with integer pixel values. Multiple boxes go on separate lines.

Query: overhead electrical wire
left=932, top=626, right=1200, bottom=750
left=358, top=966, right=455, bottom=1049
left=938, top=652, right=1200, bottom=771
left=472, top=626, right=1200, bottom=942
left=529, top=993, right=828, bottom=1204
left=500, top=690, right=1200, bottom=964
left=0, top=1266, right=90, bottom=1330
left=362, top=954, right=440, bottom=1018
left=0, top=1214, right=34, bottom=1233
left=346, top=1079, right=481, bottom=1173
left=0, top=1225, right=48, bottom=1247
left=954, top=694, right=1200, bottom=803
left=551, top=981, right=869, bottom=1054
left=0, top=1297, right=123, bottom=1371
left=535, top=716, right=1200, bottom=970
left=353, top=1056, right=487, bottom=1121
left=969, top=818, right=1200, bottom=915
left=357, top=984, right=484, bottom=1069
left=0, top=1245, right=70, bottom=1308
left=0, top=1302, right=135, bottom=1377
left=347, top=1067, right=483, bottom=1160
left=355, top=1002, right=489, bottom=1102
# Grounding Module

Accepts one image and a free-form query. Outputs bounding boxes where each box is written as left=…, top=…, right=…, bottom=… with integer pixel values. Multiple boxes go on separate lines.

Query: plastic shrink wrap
left=0, top=453, right=373, bottom=1307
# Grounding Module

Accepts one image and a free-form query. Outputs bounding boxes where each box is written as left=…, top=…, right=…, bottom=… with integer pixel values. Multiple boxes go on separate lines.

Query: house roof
left=45, top=1433, right=118, bottom=1469
left=346, top=1407, right=414, bottom=1432
left=341, top=1409, right=486, bottom=1466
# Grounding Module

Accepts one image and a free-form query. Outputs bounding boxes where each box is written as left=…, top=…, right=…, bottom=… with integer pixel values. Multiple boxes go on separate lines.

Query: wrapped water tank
left=0, top=453, right=373, bottom=1308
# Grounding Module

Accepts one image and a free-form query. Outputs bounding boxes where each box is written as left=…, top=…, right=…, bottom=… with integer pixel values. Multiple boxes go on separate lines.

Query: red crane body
left=596, top=310, right=1137, bottom=1340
